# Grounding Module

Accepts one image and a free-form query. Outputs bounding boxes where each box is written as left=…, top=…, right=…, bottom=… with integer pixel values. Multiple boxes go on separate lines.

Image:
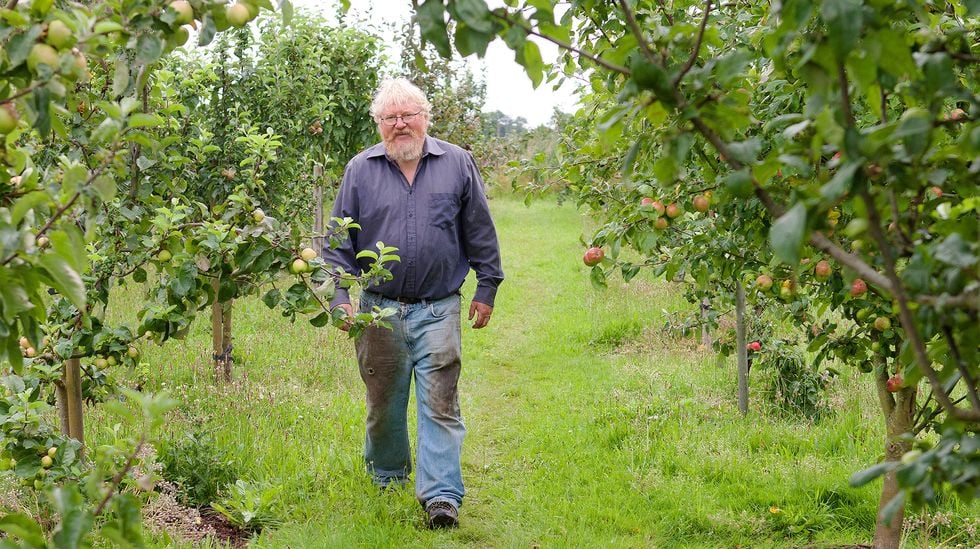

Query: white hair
left=370, top=78, right=432, bottom=122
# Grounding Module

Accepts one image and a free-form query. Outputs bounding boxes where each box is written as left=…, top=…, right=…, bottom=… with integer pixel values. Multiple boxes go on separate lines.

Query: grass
left=28, top=193, right=980, bottom=547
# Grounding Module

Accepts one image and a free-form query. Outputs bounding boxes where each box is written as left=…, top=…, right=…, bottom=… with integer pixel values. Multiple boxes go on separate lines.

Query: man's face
left=379, top=102, right=427, bottom=163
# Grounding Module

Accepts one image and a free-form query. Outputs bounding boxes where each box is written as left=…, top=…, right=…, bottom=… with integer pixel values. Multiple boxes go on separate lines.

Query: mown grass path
left=89, top=195, right=976, bottom=548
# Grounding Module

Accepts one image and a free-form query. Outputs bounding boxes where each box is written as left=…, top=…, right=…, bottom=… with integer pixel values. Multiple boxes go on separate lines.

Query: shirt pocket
left=429, top=193, right=460, bottom=231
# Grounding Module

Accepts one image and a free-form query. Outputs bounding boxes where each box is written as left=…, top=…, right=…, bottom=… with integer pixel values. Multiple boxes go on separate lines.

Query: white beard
left=384, top=131, right=425, bottom=162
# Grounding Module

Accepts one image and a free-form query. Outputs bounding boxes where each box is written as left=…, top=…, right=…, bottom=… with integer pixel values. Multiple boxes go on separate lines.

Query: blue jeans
left=355, top=292, right=465, bottom=509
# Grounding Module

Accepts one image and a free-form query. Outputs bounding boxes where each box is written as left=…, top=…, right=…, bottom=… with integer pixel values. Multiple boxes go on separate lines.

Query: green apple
left=169, top=0, right=194, bottom=25
left=0, top=104, right=18, bottom=134
left=227, top=3, right=251, bottom=27
left=27, top=44, right=60, bottom=74
left=45, top=20, right=73, bottom=49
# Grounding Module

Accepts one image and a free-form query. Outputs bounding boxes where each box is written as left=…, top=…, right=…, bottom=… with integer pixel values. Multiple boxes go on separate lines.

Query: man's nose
left=394, top=117, right=408, bottom=128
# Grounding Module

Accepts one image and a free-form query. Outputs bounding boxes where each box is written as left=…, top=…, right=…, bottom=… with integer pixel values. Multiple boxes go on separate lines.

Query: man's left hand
left=468, top=301, right=493, bottom=329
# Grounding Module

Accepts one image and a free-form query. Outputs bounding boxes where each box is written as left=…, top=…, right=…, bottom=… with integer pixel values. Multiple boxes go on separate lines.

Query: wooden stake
left=64, top=358, right=84, bottom=445
left=736, top=281, right=748, bottom=415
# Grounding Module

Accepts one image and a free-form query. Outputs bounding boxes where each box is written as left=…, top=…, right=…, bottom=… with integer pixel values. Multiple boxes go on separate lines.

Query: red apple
left=755, top=274, right=773, bottom=291
left=692, top=195, right=709, bottom=213
left=640, top=197, right=655, bottom=207
left=665, top=203, right=681, bottom=218
left=947, top=108, right=966, bottom=121
left=874, top=316, right=891, bottom=331
left=885, top=375, right=903, bottom=393
left=814, top=260, right=832, bottom=280
left=650, top=200, right=665, bottom=215
left=747, top=340, right=761, bottom=352
left=583, top=247, right=604, bottom=267
left=654, top=217, right=669, bottom=230
left=850, top=278, right=867, bottom=297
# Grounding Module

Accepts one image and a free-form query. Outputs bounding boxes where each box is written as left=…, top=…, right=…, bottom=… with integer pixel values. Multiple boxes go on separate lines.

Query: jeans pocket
left=429, top=295, right=461, bottom=319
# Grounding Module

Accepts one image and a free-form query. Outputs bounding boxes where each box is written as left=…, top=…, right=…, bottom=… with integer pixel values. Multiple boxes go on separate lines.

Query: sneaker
left=426, top=501, right=459, bottom=529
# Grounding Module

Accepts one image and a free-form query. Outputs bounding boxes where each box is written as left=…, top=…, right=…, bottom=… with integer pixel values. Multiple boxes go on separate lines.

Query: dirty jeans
left=355, top=292, right=465, bottom=509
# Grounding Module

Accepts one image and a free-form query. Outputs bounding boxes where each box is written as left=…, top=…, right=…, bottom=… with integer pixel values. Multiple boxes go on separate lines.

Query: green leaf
left=417, top=0, right=452, bottom=58
left=6, top=26, right=43, bottom=68
left=895, top=108, right=932, bottom=157
left=723, top=169, right=754, bottom=199
left=198, top=15, right=217, bottom=46
left=879, top=491, right=906, bottom=523
left=849, top=461, right=894, bottom=487
left=280, top=0, right=293, bottom=26
left=39, top=254, right=86, bottom=311
left=51, top=485, right=93, bottom=549
left=136, top=34, right=163, bottom=65
left=112, top=60, right=130, bottom=98
left=261, top=289, right=280, bottom=308
left=769, top=203, right=807, bottom=264
left=454, top=24, right=492, bottom=57
left=934, top=234, right=975, bottom=269
left=309, top=311, right=330, bottom=327
left=453, top=0, right=493, bottom=33
left=820, top=0, right=862, bottom=61
left=519, top=40, right=544, bottom=88
left=91, top=175, right=116, bottom=202
left=127, top=113, right=162, bottom=129
left=820, top=162, right=858, bottom=203
left=10, top=192, right=49, bottom=225
left=0, top=513, right=46, bottom=547
left=630, top=57, right=673, bottom=106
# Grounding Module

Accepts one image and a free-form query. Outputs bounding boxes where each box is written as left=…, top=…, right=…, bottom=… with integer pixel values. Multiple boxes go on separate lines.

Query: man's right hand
left=334, top=303, right=354, bottom=332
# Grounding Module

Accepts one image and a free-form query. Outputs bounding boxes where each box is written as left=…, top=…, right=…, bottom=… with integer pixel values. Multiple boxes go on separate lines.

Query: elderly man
left=323, top=78, right=503, bottom=529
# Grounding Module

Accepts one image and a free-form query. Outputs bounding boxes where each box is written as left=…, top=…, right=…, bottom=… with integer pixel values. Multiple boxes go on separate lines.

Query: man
left=322, top=78, right=504, bottom=529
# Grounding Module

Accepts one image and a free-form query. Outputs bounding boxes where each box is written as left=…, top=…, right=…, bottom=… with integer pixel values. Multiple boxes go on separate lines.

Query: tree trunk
left=211, top=278, right=231, bottom=382
left=735, top=281, right=748, bottom=415
left=63, top=358, right=84, bottom=446
left=872, top=354, right=916, bottom=549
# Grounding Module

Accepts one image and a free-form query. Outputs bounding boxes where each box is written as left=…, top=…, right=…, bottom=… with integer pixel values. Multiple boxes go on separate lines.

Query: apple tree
left=417, top=0, right=978, bottom=547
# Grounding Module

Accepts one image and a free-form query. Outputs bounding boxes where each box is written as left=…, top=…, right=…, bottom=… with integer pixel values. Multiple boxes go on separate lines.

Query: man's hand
left=468, top=301, right=493, bottom=329
left=334, top=303, right=354, bottom=332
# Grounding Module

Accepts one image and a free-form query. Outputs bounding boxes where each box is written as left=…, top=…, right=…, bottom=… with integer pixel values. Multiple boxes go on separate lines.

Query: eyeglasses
left=379, top=111, right=423, bottom=126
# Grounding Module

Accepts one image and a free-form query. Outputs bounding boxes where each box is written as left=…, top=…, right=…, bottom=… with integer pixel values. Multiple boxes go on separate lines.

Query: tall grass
left=65, top=193, right=978, bottom=547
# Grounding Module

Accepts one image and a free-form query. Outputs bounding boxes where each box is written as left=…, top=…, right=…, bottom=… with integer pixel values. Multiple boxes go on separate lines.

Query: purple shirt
left=323, top=136, right=504, bottom=307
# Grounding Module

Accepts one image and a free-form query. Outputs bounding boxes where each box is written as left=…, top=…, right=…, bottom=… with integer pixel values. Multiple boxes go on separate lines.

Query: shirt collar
left=365, top=136, right=447, bottom=160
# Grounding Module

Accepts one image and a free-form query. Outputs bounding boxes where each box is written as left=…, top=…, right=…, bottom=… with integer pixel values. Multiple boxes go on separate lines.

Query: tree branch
left=654, top=0, right=675, bottom=25
left=942, top=325, right=980, bottom=411
left=617, top=0, right=657, bottom=63
left=860, top=190, right=979, bottom=422
left=491, top=10, right=630, bottom=75
left=94, top=435, right=145, bottom=517
left=673, top=0, right=712, bottom=88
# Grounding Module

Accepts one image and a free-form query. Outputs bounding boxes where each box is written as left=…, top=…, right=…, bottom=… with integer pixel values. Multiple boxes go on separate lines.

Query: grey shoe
left=426, top=501, right=458, bottom=529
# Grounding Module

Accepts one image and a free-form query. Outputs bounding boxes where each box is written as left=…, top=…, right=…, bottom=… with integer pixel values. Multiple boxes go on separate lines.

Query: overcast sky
left=286, top=0, right=579, bottom=127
